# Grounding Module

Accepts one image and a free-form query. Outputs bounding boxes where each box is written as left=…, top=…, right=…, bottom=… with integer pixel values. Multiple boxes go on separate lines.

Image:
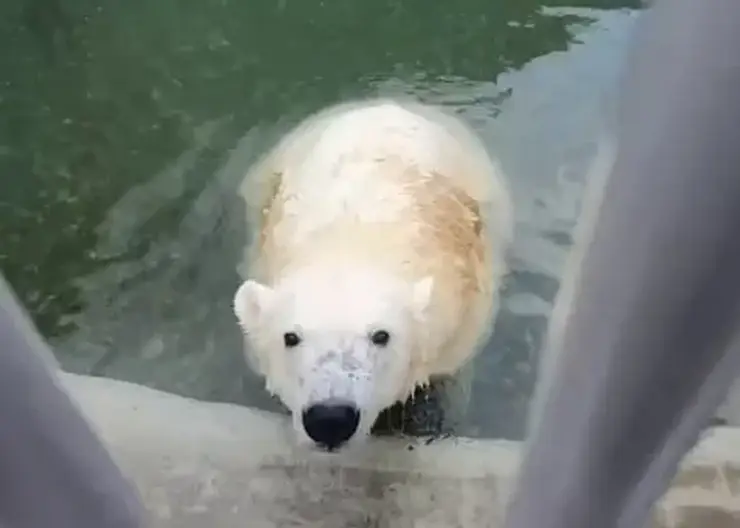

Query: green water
left=0, top=0, right=642, bottom=440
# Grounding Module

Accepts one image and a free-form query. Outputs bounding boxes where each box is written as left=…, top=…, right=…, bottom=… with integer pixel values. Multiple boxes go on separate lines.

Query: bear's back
left=243, top=100, right=505, bottom=209
left=239, top=99, right=512, bottom=376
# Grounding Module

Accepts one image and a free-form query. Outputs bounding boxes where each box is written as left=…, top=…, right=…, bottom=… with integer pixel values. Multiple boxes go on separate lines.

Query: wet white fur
left=233, top=98, right=513, bottom=446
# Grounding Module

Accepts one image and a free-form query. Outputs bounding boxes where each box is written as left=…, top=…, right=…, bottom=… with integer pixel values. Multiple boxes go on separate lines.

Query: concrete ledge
left=61, top=373, right=740, bottom=527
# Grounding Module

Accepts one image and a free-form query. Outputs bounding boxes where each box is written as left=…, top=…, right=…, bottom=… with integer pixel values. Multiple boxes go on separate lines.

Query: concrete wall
left=63, top=373, right=740, bottom=528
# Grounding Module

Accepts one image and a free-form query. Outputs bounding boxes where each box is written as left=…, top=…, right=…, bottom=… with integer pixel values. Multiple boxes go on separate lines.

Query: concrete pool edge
left=61, top=372, right=740, bottom=527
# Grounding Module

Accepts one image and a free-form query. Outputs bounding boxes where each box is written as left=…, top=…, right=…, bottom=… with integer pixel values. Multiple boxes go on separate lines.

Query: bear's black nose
left=302, top=402, right=360, bottom=450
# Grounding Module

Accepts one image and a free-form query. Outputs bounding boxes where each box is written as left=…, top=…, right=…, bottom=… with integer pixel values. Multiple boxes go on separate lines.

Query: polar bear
left=233, top=98, right=513, bottom=451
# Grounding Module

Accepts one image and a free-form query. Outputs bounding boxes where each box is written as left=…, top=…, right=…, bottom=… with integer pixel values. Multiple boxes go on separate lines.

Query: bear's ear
left=412, top=276, right=434, bottom=317
left=233, top=280, right=276, bottom=332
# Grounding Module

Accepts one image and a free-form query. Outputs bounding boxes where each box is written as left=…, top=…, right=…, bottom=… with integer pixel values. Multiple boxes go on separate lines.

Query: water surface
left=0, top=0, right=642, bottom=439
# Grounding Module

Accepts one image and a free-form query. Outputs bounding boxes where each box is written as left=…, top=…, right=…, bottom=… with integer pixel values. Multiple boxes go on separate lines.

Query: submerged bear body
left=233, top=99, right=512, bottom=451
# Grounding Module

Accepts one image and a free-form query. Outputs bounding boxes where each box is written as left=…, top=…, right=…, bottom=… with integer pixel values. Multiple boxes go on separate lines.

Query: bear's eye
left=370, top=329, right=391, bottom=347
left=283, top=332, right=301, bottom=348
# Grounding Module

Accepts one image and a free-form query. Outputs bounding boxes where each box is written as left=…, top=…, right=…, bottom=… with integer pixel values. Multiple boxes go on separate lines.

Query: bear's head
left=233, top=264, right=433, bottom=451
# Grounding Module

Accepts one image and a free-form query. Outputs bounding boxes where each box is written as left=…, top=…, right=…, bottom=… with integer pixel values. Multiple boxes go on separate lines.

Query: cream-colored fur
left=233, top=98, right=512, bottom=443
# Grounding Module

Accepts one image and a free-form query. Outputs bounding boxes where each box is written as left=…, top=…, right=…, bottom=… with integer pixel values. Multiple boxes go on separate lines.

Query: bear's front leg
left=370, top=370, right=472, bottom=440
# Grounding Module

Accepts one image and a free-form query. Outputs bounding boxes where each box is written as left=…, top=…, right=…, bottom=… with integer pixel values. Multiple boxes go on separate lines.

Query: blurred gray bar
left=503, top=0, right=740, bottom=527
left=0, top=275, right=146, bottom=528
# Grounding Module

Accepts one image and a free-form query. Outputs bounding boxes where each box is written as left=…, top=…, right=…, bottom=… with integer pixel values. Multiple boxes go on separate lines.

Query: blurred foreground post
left=503, top=0, right=740, bottom=526
left=0, top=275, right=146, bottom=528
